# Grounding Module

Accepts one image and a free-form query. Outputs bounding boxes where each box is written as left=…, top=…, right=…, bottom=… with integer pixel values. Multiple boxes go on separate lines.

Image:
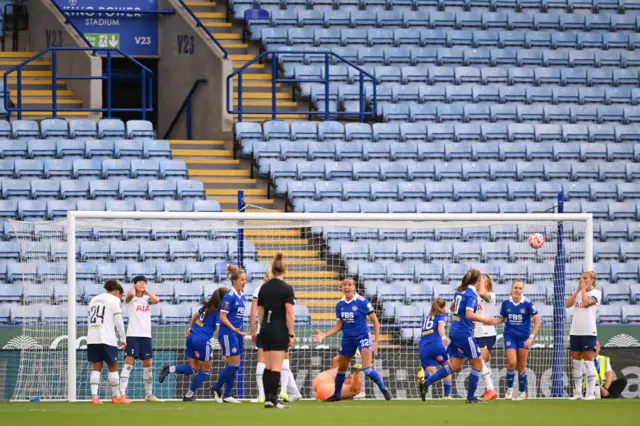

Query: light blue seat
left=133, top=199, right=163, bottom=212
left=138, top=241, right=169, bottom=261
left=97, top=119, right=126, bottom=139
left=46, top=199, right=75, bottom=221
left=11, top=120, right=39, bottom=139
left=341, top=242, right=369, bottom=260
left=315, top=181, right=343, bottom=200
left=109, top=241, right=140, bottom=261
left=126, top=120, right=156, bottom=139
left=159, top=160, right=188, bottom=180
left=14, top=159, right=43, bottom=178
left=357, top=262, right=386, bottom=282
left=87, top=180, right=117, bottom=199
left=598, top=305, right=622, bottom=324
left=69, top=119, right=97, bottom=139
left=163, top=200, right=194, bottom=213
left=146, top=180, right=176, bottom=200
left=185, top=262, right=216, bottom=283
left=30, top=180, right=59, bottom=200
left=143, top=140, right=172, bottom=159
left=121, top=179, right=151, bottom=199
left=0, top=140, right=27, bottom=159
left=296, top=162, right=323, bottom=180
left=371, top=181, right=398, bottom=200
left=80, top=241, right=110, bottom=261
left=17, top=200, right=47, bottom=221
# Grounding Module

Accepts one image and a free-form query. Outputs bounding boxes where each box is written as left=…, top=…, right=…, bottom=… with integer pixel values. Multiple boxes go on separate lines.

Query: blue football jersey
left=220, top=288, right=245, bottom=331
left=336, top=295, right=373, bottom=339
left=420, top=313, right=447, bottom=345
left=190, top=307, right=217, bottom=340
left=500, top=297, right=538, bottom=340
left=450, top=287, right=479, bottom=338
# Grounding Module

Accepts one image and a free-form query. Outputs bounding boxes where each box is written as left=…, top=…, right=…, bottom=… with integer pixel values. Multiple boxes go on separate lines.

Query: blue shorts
left=475, top=336, right=497, bottom=351
left=87, top=344, right=118, bottom=366
left=504, top=333, right=528, bottom=350
left=125, top=337, right=153, bottom=360
left=419, top=341, right=449, bottom=368
left=219, top=329, right=244, bottom=357
left=185, top=334, right=212, bottom=361
left=339, top=334, right=373, bottom=357
left=570, top=335, right=597, bottom=352
left=256, top=333, right=263, bottom=350
left=447, top=335, right=481, bottom=359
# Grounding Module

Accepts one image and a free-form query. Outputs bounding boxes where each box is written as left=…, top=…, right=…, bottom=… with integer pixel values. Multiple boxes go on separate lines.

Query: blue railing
left=162, top=78, right=208, bottom=140
left=227, top=50, right=377, bottom=122
left=3, top=47, right=154, bottom=119
left=176, top=0, right=228, bottom=59
left=49, top=1, right=92, bottom=47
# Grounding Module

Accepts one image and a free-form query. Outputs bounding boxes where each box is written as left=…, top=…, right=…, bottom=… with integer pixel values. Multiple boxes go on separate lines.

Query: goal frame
left=65, top=211, right=593, bottom=402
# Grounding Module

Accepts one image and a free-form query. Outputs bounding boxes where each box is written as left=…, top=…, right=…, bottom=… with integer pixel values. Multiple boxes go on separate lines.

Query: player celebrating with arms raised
left=313, top=278, right=392, bottom=402
left=87, top=280, right=131, bottom=404
left=120, top=275, right=160, bottom=402
left=211, top=265, right=247, bottom=403
left=159, top=287, right=227, bottom=401
left=492, top=279, right=540, bottom=400
left=565, top=271, right=601, bottom=400
left=423, top=268, right=494, bottom=403
left=417, top=298, right=452, bottom=401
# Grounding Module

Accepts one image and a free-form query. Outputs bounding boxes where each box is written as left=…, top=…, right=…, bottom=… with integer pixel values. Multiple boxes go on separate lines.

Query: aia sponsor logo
left=136, top=305, right=150, bottom=312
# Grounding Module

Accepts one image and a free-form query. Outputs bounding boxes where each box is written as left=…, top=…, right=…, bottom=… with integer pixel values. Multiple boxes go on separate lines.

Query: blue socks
left=427, top=364, right=452, bottom=387
left=176, top=364, right=196, bottom=375
left=519, top=372, right=528, bottom=393
left=467, top=369, right=481, bottom=401
left=443, top=381, right=452, bottom=397
left=189, top=370, right=210, bottom=393
left=507, top=369, right=516, bottom=389
left=333, top=371, right=347, bottom=398
left=214, top=364, right=240, bottom=397
left=362, top=367, right=386, bottom=391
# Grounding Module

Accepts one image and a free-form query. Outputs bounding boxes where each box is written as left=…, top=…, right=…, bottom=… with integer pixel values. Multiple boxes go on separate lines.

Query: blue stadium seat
left=88, top=180, right=118, bottom=199
left=31, top=180, right=60, bottom=199
left=27, top=140, right=56, bottom=158
left=12, top=120, right=40, bottom=139
left=143, top=140, right=172, bottom=159
left=56, top=140, right=85, bottom=159
left=126, top=120, right=156, bottom=139
left=98, top=119, right=126, bottom=138
left=43, top=159, right=72, bottom=179
left=40, top=119, right=68, bottom=139
left=69, top=119, right=98, bottom=139
left=14, top=159, right=44, bottom=178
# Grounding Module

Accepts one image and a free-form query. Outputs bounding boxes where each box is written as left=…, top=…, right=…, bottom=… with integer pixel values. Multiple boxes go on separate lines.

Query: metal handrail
left=226, top=50, right=377, bottom=122
left=3, top=47, right=154, bottom=119
left=48, top=0, right=92, bottom=47
left=162, top=79, right=208, bottom=140
left=176, top=0, right=228, bottom=59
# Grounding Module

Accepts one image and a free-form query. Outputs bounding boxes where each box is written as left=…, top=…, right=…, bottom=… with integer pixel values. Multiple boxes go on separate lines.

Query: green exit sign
left=84, top=33, right=120, bottom=49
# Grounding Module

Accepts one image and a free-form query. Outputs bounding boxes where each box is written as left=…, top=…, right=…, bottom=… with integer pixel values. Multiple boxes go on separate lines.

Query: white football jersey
left=474, top=292, right=497, bottom=338
left=87, top=293, right=124, bottom=346
left=252, top=285, right=262, bottom=334
left=126, top=295, right=152, bottom=338
left=570, top=288, right=601, bottom=336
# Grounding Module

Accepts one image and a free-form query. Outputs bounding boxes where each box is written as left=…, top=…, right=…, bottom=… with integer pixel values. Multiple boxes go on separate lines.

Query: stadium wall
left=157, top=0, right=234, bottom=140
left=28, top=0, right=102, bottom=116
left=1, top=327, right=639, bottom=401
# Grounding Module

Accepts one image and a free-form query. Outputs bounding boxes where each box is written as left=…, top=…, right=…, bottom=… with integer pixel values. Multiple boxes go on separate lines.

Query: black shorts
left=476, top=336, right=497, bottom=351
left=260, top=325, right=289, bottom=352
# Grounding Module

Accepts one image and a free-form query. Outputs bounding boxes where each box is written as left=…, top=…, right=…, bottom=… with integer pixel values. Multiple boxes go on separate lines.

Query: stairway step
left=18, top=99, right=83, bottom=105
left=213, top=33, right=241, bottom=40
left=20, top=111, right=89, bottom=117
left=168, top=140, right=225, bottom=147
left=205, top=188, right=266, bottom=196
left=184, top=158, right=239, bottom=165
left=9, top=90, right=73, bottom=97
left=304, top=300, right=338, bottom=308
left=245, top=229, right=301, bottom=237
left=234, top=100, right=297, bottom=107
left=233, top=82, right=281, bottom=88
left=229, top=54, right=256, bottom=61
left=222, top=43, right=249, bottom=49
left=232, top=74, right=272, bottom=81
left=234, top=92, right=289, bottom=99
left=190, top=169, right=250, bottom=177
left=258, top=249, right=319, bottom=259
left=10, top=71, right=53, bottom=77
left=311, top=312, right=340, bottom=321
left=204, top=22, right=233, bottom=27
left=252, top=238, right=308, bottom=245
left=296, top=291, right=343, bottom=299
left=185, top=1, right=217, bottom=5
left=195, top=11, right=225, bottom=19
left=198, top=178, right=257, bottom=188
left=0, top=52, right=38, bottom=58
left=173, top=149, right=233, bottom=157
left=233, top=63, right=264, bottom=70
left=0, top=60, right=51, bottom=66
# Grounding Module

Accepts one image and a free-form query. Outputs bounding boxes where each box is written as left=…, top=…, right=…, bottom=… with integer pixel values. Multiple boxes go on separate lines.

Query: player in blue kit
left=417, top=298, right=452, bottom=401
left=423, top=269, right=494, bottom=403
left=211, top=265, right=247, bottom=403
left=158, top=287, right=228, bottom=401
left=313, top=278, right=392, bottom=402
left=492, top=279, right=540, bottom=400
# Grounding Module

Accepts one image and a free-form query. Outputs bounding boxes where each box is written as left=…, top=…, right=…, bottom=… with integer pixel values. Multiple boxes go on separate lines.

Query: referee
left=257, top=253, right=295, bottom=409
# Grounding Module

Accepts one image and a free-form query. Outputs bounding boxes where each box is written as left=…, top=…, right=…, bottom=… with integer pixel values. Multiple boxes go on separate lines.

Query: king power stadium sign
left=1, top=326, right=640, bottom=351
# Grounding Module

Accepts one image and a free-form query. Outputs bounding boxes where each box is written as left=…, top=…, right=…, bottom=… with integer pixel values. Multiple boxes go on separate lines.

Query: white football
left=528, top=233, right=545, bottom=249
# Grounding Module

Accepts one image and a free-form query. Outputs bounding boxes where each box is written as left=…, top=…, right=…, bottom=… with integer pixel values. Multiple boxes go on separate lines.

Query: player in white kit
left=565, top=271, right=601, bottom=400
left=475, top=273, right=498, bottom=401
left=86, top=280, right=131, bottom=405
left=120, top=275, right=161, bottom=402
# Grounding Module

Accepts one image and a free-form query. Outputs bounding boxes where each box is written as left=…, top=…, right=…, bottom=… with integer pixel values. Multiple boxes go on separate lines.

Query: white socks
left=287, top=369, right=299, bottom=396
left=90, top=371, right=101, bottom=398
left=481, top=360, right=494, bottom=391
left=280, top=360, right=291, bottom=393
left=120, top=364, right=132, bottom=397
left=256, top=362, right=265, bottom=399
left=143, top=367, right=153, bottom=396
left=573, top=359, right=584, bottom=397
left=584, top=361, right=597, bottom=398
left=108, top=372, right=120, bottom=398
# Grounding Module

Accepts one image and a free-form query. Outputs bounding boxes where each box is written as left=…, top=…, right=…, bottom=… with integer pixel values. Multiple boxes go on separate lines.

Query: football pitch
left=1, top=400, right=639, bottom=426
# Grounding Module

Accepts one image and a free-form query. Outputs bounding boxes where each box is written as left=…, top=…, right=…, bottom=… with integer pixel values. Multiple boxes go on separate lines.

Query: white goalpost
left=8, top=211, right=592, bottom=402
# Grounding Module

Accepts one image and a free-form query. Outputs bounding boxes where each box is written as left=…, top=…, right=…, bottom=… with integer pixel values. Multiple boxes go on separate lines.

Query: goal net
left=7, top=212, right=592, bottom=401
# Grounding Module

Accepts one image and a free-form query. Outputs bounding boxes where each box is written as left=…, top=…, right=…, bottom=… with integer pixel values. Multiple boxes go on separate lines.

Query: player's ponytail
left=429, top=297, right=447, bottom=317
left=227, top=264, right=245, bottom=286
left=455, top=268, right=481, bottom=293
left=203, top=287, right=229, bottom=316
left=271, top=252, right=286, bottom=276
left=104, top=279, right=124, bottom=295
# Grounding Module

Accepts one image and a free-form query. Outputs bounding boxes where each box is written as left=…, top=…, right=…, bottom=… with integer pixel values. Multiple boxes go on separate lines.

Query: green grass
left=1, top=400, right=639, bottom=426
